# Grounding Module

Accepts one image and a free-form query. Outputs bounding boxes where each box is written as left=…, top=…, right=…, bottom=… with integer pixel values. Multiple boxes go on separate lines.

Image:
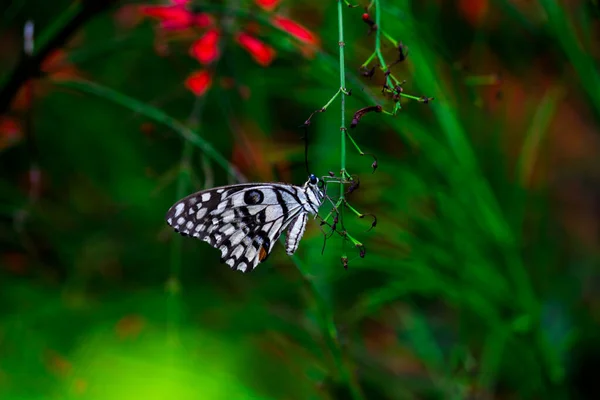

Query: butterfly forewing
left=166, top=181, right=323, bottom=272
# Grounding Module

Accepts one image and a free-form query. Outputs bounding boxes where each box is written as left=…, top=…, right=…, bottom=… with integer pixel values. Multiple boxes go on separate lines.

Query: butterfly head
left=306, top=173, right=325, bottom=202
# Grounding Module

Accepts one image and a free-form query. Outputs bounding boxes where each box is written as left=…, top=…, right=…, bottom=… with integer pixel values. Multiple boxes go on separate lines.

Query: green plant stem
left=167, top=96, right=207, bottom=345
left=361, top=52, right=377, bottom=68
left=166, top=140, right=190, bottom=344
left=539, top=0, right=600, bottom=114
left=382, top=30, right=398, bottom=46
left=338, top=0, right=347, bottom=202
left=374, top=0, right=393, bottom=90
left=323, top=89, right=342, bottom=110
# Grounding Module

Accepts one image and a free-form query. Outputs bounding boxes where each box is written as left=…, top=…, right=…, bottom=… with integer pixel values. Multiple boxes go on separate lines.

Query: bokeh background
left=2, top=0, right=600, bottom=399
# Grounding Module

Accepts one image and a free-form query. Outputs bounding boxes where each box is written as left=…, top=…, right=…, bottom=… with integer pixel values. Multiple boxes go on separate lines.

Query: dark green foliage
left=1, top=1, right=599, bottom=399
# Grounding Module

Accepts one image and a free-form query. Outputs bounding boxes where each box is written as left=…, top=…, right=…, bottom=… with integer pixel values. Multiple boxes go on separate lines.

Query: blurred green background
left=2, top=0, right=600, bottom=399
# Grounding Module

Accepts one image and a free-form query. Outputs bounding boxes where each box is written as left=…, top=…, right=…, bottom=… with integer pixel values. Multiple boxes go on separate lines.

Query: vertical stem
left=374, top=0, right=382, bottom=55
left=338, top=0, right=346, bottom=200
left=167, top=96, right=205, bottom=346
left=374, top=0, right=393, bottom=90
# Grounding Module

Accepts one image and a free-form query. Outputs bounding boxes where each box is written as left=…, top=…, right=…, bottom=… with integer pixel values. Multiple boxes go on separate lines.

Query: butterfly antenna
left=303, top=124, right=310, bottom=175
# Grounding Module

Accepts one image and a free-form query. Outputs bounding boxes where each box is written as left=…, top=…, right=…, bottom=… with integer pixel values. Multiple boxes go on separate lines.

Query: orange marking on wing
left=258, top=246, right=268, bottom=262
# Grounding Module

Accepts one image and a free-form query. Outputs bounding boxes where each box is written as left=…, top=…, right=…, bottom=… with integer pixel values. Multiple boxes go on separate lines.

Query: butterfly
left=165, top=174, right=325, bottom=272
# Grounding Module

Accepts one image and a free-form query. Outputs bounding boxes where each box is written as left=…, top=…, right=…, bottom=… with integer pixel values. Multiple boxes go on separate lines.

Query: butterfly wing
left=166, top=183, right=307, bottom=272
left=284, top=213, right=308, bottom=255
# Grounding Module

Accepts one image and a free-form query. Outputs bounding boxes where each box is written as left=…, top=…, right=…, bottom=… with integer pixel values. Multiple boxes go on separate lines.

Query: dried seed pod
left=360, top=65, right=376, bottom=79
left=357, top=244, right=366, bottom=258
left=341, top=256, right=349, bottom=270
left=346, top=179, right=360, bottom=194
left=350, top=105, right=382, bottom=128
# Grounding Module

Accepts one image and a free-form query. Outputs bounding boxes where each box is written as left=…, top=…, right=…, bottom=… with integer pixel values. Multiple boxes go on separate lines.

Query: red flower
left=1, top=252, right=28, bottom=275
left=236, top=33, right=276, bottom=66
left=189, top=29, right=220, bottom=64
left=140, top=0, right=212, bottom=31
left=10, top=49, right=80, bottom=111
left=255, top=0, right=281, bottom=12
left=185, top=70, right=212, bottom=96
left=0, top=117, right=22, bottom=151
left=458, top=0, right=488, bottom=26
left=271, top=15, right=319, bottom=45
left=41, top=50, right=80, bottom=80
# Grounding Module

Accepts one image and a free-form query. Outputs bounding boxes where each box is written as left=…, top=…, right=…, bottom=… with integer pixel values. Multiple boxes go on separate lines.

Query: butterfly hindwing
left=285, top=213, right=308, bottom=255
left=166, top=182, right=316, bottom=272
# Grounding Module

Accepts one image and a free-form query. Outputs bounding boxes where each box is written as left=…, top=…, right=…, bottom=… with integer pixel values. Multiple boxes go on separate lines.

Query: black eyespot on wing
left=244, top=189, right=264, bottom=205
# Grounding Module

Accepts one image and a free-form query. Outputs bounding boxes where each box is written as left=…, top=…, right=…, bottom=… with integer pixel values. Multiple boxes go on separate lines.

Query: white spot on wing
left=232, top=245, right=244, bottom=259
left=230, top=230, right=245, bottom=246
left=196, top=208, right=207, bottom=220
left=216, top=201, right=227, bottom=212
left=177, top=217, right=185, bottom=226
left=237, top=262, right=247, bottom=272
left=186, top=221, right=194, bottom=230
left=221, top=210, right=235, bottom=223
left=201, top=193, right=211, bottom=202
left=219, top=244, right=228, bottom=256
left=174, top=203, right=185, bottom=217
left=167, top=218, right=172, bottom=225
left=245, top=246, right=257, bottom=262
left=225, top=258, right=235, bottom=267
left=231, top=193, right=247, bottom=207
left=221, top=225, right=235, bottom=236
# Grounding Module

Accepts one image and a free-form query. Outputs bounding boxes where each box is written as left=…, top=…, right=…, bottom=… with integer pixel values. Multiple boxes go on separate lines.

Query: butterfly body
left=166, top=175, right=325, bottom=272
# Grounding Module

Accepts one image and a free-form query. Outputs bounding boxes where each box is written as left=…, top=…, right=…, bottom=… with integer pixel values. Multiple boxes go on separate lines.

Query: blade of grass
left=517, top=86, right=563, bottom=185
left=385, top=2, right=537, bottom=316
left=539, top=0, right=600, bottom=115
left=291, top=255, right=365, bottom=400
left=53, top=78, right=245, bottom=182
left=166, top=97, right=205, bottom=346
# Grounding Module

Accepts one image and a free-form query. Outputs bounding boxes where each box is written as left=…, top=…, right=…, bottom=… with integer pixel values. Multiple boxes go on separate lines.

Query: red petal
left=189, top=29, right=220, bottom=64
left=255, top=0, right=280, bottom=11
left=41, top=49, right=66, bottom=71
left=236, top=33, right=276, bottom=67
left=271, top=15, right=319, bottom=45
left=193, top=13, right=213, bottom=28
left=185, top=70, right=212, bottom=96
left=458, top=0, right=489, bottom=26
left=140, top=5, right=193, bottom=30
left=0, top=117, right=22, bottom=150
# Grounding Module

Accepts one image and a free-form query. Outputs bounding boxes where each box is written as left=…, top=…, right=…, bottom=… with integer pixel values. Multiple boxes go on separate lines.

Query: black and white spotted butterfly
left=165, top=174, right=326, bottom=273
